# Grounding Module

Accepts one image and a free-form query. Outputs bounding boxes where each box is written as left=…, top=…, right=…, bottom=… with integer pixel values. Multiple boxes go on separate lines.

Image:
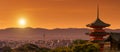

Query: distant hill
left=0, top=27, right=120, bottom=40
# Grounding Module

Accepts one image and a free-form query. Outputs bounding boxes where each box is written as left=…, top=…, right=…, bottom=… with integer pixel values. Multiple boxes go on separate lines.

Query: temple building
left=86, top=6, right=111, bottom=52
left=106, top=33, right=120, bottom=51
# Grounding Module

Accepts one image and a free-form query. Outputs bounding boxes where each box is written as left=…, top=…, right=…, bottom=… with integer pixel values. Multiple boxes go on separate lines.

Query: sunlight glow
left=18, top=18, right=26, bottom=27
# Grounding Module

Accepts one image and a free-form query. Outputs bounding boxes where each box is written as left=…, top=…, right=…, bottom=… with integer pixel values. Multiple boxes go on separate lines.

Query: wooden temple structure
left=86, top=5, right=111, bottom=52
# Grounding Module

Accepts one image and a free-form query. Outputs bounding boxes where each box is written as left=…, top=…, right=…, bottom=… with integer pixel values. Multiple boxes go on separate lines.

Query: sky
left=0, top=0, right=120, bottom=29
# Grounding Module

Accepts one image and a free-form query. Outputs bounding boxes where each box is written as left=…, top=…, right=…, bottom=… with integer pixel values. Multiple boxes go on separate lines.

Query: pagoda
left=86, top=5, right=110, bottom=52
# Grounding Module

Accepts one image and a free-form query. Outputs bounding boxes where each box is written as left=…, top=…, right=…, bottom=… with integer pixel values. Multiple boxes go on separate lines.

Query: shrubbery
left=1, top=40, right=100, bottom=52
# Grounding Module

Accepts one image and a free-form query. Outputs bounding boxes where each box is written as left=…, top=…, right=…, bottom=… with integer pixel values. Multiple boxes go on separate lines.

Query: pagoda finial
left=97, top=0, right=99, bottom=19
left=86, top=0, right=110, bottom=28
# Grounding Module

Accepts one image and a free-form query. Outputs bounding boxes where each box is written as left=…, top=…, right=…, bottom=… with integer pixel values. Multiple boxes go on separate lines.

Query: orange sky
left=0, top=0, right=120, bottom=29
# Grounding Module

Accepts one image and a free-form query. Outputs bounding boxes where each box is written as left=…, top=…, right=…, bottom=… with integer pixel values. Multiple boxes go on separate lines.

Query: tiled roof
left=87, top=17, right=110, bottom=27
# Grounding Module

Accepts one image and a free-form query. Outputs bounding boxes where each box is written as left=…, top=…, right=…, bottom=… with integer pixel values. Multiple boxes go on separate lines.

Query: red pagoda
left=86, top=6, right=110, bottom=52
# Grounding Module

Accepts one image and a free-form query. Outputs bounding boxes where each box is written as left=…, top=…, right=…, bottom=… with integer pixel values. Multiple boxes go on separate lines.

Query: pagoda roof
left=87, top=4, right=110, bottom=27
left=86, top=17, right=110, bottom=27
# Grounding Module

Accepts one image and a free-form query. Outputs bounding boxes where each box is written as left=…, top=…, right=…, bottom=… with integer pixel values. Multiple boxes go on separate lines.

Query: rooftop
left=86, top=17, right=110, bottom=27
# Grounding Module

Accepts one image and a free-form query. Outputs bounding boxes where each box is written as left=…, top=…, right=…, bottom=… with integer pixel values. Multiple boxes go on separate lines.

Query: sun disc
left=18, top=18, right=26, bottom=26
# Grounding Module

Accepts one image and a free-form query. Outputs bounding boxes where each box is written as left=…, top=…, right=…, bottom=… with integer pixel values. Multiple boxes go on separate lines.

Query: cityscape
left=0, top=0, right=120, bottom=52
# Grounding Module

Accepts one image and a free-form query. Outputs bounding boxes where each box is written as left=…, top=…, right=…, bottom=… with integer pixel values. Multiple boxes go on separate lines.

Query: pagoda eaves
left=86, top=17, right=110, bottom=28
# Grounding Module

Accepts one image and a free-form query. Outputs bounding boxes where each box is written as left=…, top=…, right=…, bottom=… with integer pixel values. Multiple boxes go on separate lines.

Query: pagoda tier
left=88, top=32, right=109, bottom=36
left=87, top=17, right=110, bottom=28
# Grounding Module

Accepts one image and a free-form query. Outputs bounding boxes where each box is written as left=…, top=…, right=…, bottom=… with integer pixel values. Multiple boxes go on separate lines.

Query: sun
left=18, top=18, right=26, bottom=27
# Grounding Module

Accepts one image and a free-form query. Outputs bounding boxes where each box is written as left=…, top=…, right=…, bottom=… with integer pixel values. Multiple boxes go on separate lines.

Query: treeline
left=0, top=40, right=100, bottom=52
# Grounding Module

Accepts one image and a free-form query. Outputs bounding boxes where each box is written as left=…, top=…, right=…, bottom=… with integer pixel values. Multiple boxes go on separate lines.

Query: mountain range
left=0, top=27, right=120, bottom=40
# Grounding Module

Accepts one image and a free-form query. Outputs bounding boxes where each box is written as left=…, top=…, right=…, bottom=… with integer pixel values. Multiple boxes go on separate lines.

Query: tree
left=15, top=43, right=41, bottom=52
left=73, top=39, right=87, bottom=45
left=72, top=44, right=84, bottom=52
left=72, top=43, right=100, bottom=52
left=2, top=46, right=12, bottom=52
left=40, top=47, right=51, bottom=52
left=51, top=47, right=72, bottom=52
left=83, top=44, right=100, bottom=52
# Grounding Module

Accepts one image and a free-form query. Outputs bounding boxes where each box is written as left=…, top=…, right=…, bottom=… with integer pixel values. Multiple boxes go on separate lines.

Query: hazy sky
left=0, top=0, right=120, bottom=29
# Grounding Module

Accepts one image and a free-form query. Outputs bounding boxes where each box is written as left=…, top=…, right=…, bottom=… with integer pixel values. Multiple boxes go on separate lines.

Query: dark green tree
left=15, top=43, right=41, bottom=52
left=72, top=44, right=99, bottom=52
left=83, top=44, right=99, bottom=52
left=2, top=46, right=12, bottom=52
left=51, top=47, right=72, bottom=52
left=72, top=45, right=84, bottom=52
left=73, top=39, right=87, bottom=45
left=40, top=47, right=51, bottom=52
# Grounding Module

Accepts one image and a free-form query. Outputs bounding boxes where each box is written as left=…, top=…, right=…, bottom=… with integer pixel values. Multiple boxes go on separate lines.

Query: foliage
left=40, top=47, right=51, bottom=52
left=72, top=43, right=100, bottom=52
left=1, top=46, right=12, bottom=52
left=73, top=39, right=87, bottom=44
left=51, top=40, right=100, bottom=52
left=13, top=43, right=50, bottom=52
left=15, top=43, right=40, bottom=52
left=0, top=40, right=100, bottom=52
left=51, top=47, right=72, bottom=52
